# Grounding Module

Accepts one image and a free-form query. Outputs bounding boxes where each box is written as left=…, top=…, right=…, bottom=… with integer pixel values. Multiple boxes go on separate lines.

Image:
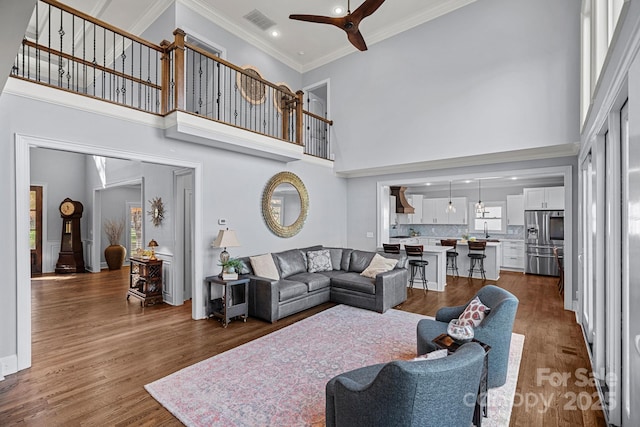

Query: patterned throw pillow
left=360, top=254, right=398, bottom=278
left=307, top=249, right=333, bottom=273
left=458, top=296, right=490, bottom=327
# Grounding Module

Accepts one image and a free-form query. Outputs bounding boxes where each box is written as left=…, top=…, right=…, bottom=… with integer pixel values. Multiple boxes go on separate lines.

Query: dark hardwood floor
left=0, top=269, right=605, bottom=426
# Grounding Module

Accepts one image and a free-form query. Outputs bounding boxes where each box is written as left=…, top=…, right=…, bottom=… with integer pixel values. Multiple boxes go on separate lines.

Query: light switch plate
left=366, top=232, right=374, bottom=238
left=635, top=335, right=640, bottom=355
left=218, top=219, right=227, bottom=226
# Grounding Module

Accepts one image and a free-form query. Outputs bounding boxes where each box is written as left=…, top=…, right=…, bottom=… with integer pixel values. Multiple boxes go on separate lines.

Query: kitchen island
left=386, top=238, right=502, bottom=282
left=455, top=241, right=502, bottom=280
left=380, top=243, right=452, bottom=291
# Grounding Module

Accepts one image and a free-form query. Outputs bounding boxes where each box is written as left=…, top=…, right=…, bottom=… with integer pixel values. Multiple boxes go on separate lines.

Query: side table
left=432, top=333, right=491, bottom=427
left=205, top=275, right=249, bottom=327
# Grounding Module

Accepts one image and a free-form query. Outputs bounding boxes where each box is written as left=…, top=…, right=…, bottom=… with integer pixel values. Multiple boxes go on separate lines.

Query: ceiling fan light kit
left=289, top=0, right=386, bottom=51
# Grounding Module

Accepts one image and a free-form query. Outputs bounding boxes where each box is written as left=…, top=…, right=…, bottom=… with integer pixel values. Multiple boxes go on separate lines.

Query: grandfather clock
left=55, top=198, right=85, bottom=274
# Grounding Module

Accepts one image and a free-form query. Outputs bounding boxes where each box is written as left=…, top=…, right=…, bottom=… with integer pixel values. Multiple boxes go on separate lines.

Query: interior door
left=30, top=186, right=43, bottom=275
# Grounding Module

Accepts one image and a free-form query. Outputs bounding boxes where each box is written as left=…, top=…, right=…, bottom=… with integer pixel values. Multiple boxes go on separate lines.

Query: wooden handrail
left=39, top=0, right=163, bottom=52
left=21, top=40, right=162, bottom=90
left=183, top=40, right=297, bottom=95
left=303, top=110, right=334, bottom=126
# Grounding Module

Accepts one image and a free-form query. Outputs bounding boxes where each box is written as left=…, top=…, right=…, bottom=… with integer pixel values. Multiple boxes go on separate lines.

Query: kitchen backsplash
left=391, top=224, right=525, bottom=240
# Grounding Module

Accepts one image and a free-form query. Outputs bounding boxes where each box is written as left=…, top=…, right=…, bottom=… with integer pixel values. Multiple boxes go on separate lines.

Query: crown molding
left=335, top=143, right=580, bottom=178
left=177, top=0, right=304, bottom=72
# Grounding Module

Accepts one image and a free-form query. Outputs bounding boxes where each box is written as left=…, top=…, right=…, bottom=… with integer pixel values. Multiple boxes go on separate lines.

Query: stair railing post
left=173, top=28, right=186, bottom=111
left=160, top=40, right=171, bottom=114
left=296, top=90, right=304, bottom=146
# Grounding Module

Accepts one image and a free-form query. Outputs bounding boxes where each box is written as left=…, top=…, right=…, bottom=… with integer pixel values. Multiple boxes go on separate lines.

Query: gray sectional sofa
left=239, top=246, right=408, bottom=323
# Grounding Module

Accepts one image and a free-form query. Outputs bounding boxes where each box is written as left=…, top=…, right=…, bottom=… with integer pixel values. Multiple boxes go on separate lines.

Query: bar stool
left=405, top=244, right=428, bottom=292
left=467, top=241, right=487, bottom=280
left=440, top=239, right=459, bottom=277
left=382, top=243, right=401, bottom=254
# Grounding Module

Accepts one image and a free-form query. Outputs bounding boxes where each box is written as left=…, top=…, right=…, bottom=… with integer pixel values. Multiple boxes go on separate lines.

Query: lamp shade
left=147, top=239, right=159, bottom=248
left=212, top=229, right=240, bottom=248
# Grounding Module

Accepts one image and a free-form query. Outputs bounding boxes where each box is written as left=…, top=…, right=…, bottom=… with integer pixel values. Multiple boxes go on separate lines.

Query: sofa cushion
left=278, top=280, right=309, bottom=302
left=307, top=249, right=333, bottom=273
left=340, top=249, right=353, bottom=271
left=331, top=272, right=376, bottom=295
left=324, top=248, right=343, bottom=270
left=287, top=272, right=331, bottom=292
left=360, top=254, right=398, bottom=278
left=249, top=253, right=279, bottom=280
left=273, top=249, right=307, bottom=279
left=349, top=250, right=376, bottom=273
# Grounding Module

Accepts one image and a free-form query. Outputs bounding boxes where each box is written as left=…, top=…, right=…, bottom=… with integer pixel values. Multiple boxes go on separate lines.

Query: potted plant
left=219, top=258, right=243, bottom=279
left=104, top=218, right=127, bottom=270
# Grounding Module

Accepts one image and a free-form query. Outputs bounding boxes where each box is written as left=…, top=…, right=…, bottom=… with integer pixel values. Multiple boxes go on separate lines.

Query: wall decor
left=262, top=172, right=308, bottom=238
left=148, top=197, right=165, bottom=227
left=236, top=65, right=266, bottom=105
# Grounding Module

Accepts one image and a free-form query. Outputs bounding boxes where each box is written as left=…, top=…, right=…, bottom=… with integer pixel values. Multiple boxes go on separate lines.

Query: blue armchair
left=325, top=342, right=486, bottom=427
left=416, top=284, right=519, bottom=388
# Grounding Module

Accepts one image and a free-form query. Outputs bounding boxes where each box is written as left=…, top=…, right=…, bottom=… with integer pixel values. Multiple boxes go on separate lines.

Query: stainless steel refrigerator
left=524, top=210, right=564, bottom=276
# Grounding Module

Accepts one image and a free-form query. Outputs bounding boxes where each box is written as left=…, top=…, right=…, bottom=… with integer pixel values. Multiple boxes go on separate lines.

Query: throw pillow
left=307, top=249, right=333, bottom=273
left=360, top=253, right=398, bottom=279
left=249, top=253, right=280, bottom=280
left=411, top=349, right=448, bottom=361
left=458, top=296, right=491, bottom=327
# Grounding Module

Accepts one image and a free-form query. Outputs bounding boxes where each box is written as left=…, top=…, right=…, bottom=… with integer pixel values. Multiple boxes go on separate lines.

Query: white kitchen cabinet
left=545, top=187, right=565, bottom=210
left=422, top=197, right=467, bottom=224
left=408, top=195, right=423, bottom=224
left=506, top=195, right=524, bottom=225
left=524, top=187, right=564, bottom=210
left=502, top=240, right=524, bottom=270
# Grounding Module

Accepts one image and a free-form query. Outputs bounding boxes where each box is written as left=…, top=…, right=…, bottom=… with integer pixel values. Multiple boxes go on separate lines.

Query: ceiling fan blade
left=351, top=0, right=386, bottom=21
left=347, top=30, right=368, bottom=51
left=289, top=14, right=342, bottom=27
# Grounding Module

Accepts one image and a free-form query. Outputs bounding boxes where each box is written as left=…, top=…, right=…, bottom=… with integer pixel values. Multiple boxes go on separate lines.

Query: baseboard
left=0, top=354, right=18, bottom=380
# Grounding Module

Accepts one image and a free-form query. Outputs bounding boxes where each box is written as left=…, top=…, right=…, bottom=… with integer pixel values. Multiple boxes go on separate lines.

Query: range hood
left=390, top=186, right=415, bottom=214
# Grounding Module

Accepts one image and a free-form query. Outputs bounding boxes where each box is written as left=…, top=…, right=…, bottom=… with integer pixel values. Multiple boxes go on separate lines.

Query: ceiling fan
left=289, top=0, right=386, bottom=51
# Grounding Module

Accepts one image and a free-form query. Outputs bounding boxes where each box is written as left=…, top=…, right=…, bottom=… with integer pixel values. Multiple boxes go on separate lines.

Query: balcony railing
left=10, top=0, right=333, bottom=160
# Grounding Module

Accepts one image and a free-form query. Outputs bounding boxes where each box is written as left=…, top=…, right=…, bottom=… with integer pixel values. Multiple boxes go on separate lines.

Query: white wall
left=303, top=0, right=581, bottom=174
left=0, top=87, right=347, bottom=367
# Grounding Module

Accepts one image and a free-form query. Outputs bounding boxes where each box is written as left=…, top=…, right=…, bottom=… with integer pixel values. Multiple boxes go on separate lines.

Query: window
left=470, top=202, right=506, bottom=234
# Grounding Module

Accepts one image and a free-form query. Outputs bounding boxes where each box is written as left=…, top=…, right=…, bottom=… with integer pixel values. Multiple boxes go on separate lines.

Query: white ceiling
left=59, top=0, right=476, bottom=72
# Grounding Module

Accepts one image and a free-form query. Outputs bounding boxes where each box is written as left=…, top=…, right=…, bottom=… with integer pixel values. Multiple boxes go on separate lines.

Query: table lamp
left=148, top=239, right=159, bottom=260
left=212, top=228, right=241, bottom=274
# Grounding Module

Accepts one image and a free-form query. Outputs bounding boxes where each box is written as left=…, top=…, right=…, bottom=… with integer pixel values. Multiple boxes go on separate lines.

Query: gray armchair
left=325, top=342, right=486, bottom=427
left=416, top=285, right=519, bottom=388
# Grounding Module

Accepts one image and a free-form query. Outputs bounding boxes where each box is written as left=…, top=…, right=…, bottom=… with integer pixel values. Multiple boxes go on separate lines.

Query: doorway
left=15, top=134, right=204, bottom=372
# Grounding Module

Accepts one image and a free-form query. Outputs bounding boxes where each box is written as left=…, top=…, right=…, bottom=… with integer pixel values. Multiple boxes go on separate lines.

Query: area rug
left=145, top=305, right=524, bottom=426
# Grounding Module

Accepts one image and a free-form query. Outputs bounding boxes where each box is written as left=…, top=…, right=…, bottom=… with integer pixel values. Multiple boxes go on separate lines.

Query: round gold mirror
left=262, top=172, right=308, bottom=238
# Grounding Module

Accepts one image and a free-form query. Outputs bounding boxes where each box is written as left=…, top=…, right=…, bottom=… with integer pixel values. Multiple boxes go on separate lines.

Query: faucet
left=484, top=221, right=490, bottom=239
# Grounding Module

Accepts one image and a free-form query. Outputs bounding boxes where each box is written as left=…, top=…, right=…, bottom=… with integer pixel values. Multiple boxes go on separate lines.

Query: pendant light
left=475, top=180, right=485, bottom=214
left=446, top=181, right=456, bottom=213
